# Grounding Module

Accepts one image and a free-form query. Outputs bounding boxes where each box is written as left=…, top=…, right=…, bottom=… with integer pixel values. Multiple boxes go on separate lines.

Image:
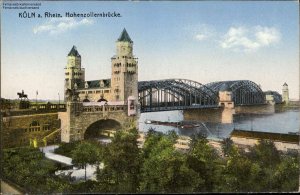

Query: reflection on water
left=139, top=108, right=299, bottom=139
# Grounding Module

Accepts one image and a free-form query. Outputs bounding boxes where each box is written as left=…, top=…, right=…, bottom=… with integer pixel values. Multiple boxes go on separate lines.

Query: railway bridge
left=138, top=79, right=269, bottom=112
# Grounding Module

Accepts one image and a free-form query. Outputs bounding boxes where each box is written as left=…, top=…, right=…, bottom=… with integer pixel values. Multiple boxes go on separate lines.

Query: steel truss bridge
left=205, top=80, right=266, bottom=105
left=264, top=91, right=283, bottom=104
left=138, top=79, right=272, bottom=112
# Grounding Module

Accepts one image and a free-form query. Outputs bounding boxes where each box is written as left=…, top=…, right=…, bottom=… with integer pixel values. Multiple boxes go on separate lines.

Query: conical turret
left=117, top=28, right=133, bottom=43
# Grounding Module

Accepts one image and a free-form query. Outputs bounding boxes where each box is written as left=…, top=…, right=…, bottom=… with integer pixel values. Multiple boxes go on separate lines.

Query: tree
left=97, top=128, right=141, bottom=193
left=2, top=147, right=71, bottom=193
left=140, top=131, right=201, bottom=193
left=250, top=139, right=280, bottom=167
left=71, top=141, right=101, bottom=181
left=221, top=137, right=234, bottom=157
left=186, top=133, right=222, bottom=192
left=272, top=155, right=299, bottom=191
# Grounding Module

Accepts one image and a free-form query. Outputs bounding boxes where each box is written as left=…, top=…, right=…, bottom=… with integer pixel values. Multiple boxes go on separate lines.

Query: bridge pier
left=183, top=108, right=222, bottom=123
left=183, top=107, right=235, bottom=124
left=235, top=104, right=275, bottom=114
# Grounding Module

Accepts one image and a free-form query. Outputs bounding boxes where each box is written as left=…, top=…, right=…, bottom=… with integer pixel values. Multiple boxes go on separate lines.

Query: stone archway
left=84, top=119, right=121, bottom=140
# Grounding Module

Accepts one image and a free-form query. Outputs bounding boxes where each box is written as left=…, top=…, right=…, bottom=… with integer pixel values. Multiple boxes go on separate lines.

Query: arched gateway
left=59, top=102, right=137, bottom=143
left=84, top=119, right=121, bottom=139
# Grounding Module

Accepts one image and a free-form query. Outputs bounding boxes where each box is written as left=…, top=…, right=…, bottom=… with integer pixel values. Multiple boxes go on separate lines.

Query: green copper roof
left=117, top=28, right=133, bottom=43
left=68, top=46, right=81, bottom=57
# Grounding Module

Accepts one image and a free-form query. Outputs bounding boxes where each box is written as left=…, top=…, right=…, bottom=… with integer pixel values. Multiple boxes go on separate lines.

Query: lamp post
left=58, top=92, right=60, bottom=105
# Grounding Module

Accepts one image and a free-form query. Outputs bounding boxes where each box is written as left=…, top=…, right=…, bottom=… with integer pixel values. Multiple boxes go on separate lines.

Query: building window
left=43, top=125, right=50, bottom=131
left=29, top=121, right=40, bottom=132
left=130, top=101, right=134, bottom=110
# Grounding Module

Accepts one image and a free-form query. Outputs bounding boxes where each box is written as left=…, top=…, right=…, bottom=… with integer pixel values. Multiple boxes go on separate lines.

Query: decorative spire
left=283, top=82, right=288, bottom=86
left=117, top=28, right=133, bottom=43
left=68, top=45, right=81, bottom=57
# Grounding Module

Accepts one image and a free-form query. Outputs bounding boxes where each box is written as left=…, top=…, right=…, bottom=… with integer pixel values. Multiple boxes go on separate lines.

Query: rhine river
left=138, top=107, right=299, bottom=140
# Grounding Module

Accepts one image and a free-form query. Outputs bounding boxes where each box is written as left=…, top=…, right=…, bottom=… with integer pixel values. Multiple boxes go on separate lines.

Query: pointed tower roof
left=283, top=82, right=288, bottom=86
left=68, top=45, right=81, bottom=57
left=117, top=28, right=133, bottom=43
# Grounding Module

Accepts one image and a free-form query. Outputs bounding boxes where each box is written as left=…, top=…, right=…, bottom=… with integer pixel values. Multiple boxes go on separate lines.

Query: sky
left=1, top=1, right=299, bottom=100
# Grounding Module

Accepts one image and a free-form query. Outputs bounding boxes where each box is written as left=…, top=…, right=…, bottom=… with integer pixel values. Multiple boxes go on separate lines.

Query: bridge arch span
left=138, top=79, right=219, bottom=112
left=205, top=80, right=266, bottom=105
left=264, top=91, right=282, bottom=104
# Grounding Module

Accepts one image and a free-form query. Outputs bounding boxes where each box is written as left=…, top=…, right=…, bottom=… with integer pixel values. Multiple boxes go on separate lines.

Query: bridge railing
left=1, top=104, right=67, bottom=117
left=82, top=104, right=127, bottom=113
left=30, top=104, right=66, bottom=110
left=141, top=104, right=219, bottom=112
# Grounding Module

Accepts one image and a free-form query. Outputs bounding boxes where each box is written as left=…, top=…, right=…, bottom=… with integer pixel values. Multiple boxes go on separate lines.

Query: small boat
left=180, top=124, right=194, bottom=129
left=145, top=120, right=152, bottom=124
left=288, top=132, right=299, bottom=135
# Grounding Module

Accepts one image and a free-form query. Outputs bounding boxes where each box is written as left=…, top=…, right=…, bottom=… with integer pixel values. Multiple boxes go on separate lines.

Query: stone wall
left=235, top=104, right=275, bottom=114
left=1, top=113, right=61, bottom=148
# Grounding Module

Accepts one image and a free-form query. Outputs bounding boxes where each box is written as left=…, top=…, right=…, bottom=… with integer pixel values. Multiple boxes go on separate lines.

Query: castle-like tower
left=60, top=29, right=138, bottom=143
left=111, top=29, right=138, bottom=102
left=282, top=82, right=289, bottom=104
left=64, top=46, right=85, bottom=101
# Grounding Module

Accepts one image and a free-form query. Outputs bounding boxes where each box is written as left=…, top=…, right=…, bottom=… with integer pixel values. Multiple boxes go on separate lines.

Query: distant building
left=282, top=82, right=289, bottom=104
left=230, top=129, right=299, bottom=153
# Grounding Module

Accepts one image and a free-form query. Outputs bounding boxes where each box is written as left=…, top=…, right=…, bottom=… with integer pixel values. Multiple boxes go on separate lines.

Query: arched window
left=30, top=121, right=40, bottom=127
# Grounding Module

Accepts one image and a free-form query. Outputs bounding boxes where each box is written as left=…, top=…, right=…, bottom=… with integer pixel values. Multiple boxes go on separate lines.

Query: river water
left=138, top=107, right=299, bottom=140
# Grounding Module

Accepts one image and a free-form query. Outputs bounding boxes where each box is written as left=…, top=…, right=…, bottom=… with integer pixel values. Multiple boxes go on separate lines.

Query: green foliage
left=54, top=140, right=82, bottom=157
left=3, top=132, right=299, bottom=193
left=218, top=139, right=299, bottom=193
left=222, top=137, right=234, bottom=156
left=186, top=134, right=222, bottom=192
left=2, top=147, right=71, bottom=193
left=140, top=130, right=202, bottom=193
left=71, top=141, right=101, bottom=181
left=272, top=155, right=299, bottom=191
left=70, top=180, right=98, bottom=193
left=250, top=140, right=281, bottom=167
left=97, top=128, right=141, bottom=193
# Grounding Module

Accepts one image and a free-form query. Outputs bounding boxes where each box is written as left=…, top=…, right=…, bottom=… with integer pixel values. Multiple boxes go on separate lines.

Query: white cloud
left=33, top=18, right=94, bottom=35
left=220, top=26, right=281, bottom=52
left=255, top=26, right=281, bottom=46
left=195, top=34, right=207, bottom=41
left=193, top=24, right=215, bottom=41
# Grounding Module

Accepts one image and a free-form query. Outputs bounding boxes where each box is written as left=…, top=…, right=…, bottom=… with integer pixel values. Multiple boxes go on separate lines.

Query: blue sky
left=2, top=1, right=299, bottom=100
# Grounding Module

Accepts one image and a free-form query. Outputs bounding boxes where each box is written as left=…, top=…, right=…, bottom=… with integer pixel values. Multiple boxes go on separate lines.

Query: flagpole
left=36, top=90, right=38, bottom=109
left=58, top=92, right=60, bottom=110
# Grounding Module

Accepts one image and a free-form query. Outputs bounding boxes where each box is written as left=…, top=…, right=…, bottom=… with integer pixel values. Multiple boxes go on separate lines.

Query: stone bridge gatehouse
left=59, top=101, right=137, bottom=143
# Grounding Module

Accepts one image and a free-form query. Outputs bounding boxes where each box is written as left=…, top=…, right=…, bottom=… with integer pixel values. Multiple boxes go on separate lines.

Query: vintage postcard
left=1, top=1, right=299, bottom=193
